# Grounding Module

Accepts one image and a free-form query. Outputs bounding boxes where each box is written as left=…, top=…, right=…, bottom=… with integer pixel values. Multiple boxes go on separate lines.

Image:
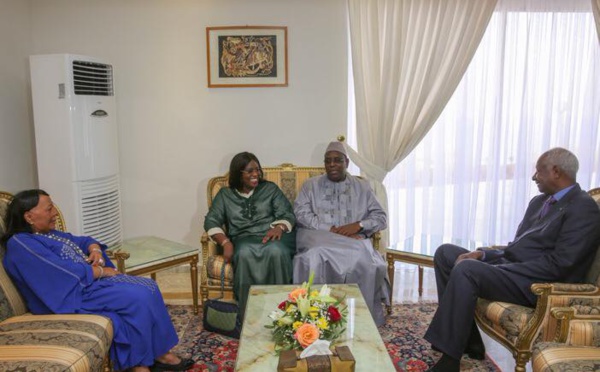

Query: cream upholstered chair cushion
left=0, top=191, right=113, bottom=372
left=474, top=187, right=600, bottom=372
left=532, top=342, right=600, bottom=372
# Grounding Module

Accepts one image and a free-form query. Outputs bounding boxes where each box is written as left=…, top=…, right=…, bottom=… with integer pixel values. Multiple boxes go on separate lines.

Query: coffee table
left=235, top=284, right=395, bottom=371
left=108, top=236, right=199, bottom=314
left=386, top=235, right=484, bottom=302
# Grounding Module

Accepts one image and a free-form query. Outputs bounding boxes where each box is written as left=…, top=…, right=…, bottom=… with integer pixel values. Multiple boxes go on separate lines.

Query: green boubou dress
left=204, top=181, right=296, bottom=318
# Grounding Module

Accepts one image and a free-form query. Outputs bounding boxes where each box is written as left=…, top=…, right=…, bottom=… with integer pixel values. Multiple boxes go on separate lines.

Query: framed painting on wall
left=206, top=26, right=288, bottom=88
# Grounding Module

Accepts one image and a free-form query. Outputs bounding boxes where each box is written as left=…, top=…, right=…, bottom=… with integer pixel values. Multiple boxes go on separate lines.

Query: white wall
left=27, top=0, right=348, bottom=246
left=0, top=0, right=37, bottom=192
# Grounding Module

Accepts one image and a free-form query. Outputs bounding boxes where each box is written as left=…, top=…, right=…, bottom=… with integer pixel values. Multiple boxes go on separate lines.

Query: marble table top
left=235, top=283, right=395, bottom=371
left=117, top=235, right=198, bottom=270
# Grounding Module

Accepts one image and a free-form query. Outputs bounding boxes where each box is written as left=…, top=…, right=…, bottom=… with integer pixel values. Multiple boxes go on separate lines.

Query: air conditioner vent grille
left=72, top=61, right=113, bottom=96
left=78, top=175, right=122, bottom=247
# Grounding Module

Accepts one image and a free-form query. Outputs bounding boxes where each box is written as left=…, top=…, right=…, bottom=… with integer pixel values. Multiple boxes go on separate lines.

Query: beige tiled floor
left=152, top=262, right=522, bottom=371
left=152, top=266, right=200, bottom=305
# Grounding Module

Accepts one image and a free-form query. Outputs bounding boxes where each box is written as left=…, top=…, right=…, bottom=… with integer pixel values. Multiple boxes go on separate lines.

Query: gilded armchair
left=474, top=187, right=600, bottom=372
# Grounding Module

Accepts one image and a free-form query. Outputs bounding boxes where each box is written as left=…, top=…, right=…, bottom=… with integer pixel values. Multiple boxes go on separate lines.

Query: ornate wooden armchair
left=199, top=164, right=382, bottom=303
left=0, top=191, right=114, bottom=372
left=474, top=187, right=600, bottom=372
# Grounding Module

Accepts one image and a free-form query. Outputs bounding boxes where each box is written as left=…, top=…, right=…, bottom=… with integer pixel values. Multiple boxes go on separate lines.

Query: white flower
left=319, top=284, right=331, bottom=298
left=269, top=309, right=285, bottom=321
left=316, top=284, right=337, bottom=303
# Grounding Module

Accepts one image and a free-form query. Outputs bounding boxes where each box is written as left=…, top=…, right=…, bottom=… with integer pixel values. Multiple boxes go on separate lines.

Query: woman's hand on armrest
left=222, top=242, right=234, bottom=263
left=212, top=233, right=235, bottom=263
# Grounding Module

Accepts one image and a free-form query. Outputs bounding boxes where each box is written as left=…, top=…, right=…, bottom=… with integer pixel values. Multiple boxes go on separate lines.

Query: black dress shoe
left=465, top=342, right=486, bottom=360
left=431, top=342, right=485, bottom=359
left=425, top=353, right=460, bottom=372
left=151, top=358, right=195, bottom=371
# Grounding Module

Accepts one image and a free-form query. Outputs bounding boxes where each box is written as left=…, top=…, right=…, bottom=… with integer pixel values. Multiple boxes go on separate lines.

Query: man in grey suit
left=424, top=147, right=600, bottom=372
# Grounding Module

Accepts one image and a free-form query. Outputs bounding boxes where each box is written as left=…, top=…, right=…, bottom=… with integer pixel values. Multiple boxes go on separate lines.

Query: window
left=348, top=4, right=600, bottom=246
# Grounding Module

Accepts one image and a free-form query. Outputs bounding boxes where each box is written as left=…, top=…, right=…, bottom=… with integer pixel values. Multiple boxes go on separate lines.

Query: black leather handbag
left=202, top=264, right=241, bottom=339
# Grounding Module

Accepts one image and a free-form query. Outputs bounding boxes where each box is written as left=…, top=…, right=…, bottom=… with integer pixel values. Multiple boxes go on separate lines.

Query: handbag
left=277, top=346, right=356, bottom=372
left=202, top=263, right=242, bottom=339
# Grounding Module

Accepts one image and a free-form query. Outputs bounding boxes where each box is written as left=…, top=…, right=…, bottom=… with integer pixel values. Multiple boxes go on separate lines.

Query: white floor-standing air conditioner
left=30, top=54, right=123, bottom=247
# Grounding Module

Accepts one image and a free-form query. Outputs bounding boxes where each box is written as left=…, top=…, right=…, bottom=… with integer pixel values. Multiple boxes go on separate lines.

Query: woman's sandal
left=150, top=358, right=194, bottom=371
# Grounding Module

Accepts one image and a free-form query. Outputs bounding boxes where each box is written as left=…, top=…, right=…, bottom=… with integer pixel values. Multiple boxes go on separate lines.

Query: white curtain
left=346, top=0, right=497, bottom=247
left=351, top=0, right=600, bottom=247
left=593, top=0, right=600, bottom=41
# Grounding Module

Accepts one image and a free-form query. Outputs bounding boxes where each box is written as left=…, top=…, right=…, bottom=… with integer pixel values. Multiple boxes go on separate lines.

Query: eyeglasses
left=324, top=157, right=346, bottom=165
left=241, top=167, right=262, bottom=175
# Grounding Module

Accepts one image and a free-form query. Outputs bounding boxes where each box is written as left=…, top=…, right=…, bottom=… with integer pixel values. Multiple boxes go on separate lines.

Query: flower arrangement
left=265, top=273, right=347, bottom=352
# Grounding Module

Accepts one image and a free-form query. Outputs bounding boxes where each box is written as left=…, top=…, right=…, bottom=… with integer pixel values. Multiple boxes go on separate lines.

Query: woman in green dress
left=204, top=152, right=296, bottom=318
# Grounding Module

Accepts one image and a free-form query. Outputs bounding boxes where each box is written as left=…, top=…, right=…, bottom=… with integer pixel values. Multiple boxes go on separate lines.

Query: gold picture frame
left=206, top=26, right=288, bottom=88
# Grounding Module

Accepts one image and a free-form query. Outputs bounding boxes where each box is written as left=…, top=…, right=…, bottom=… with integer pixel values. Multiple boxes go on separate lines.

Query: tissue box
left=277, top=346, right=355, bottom=372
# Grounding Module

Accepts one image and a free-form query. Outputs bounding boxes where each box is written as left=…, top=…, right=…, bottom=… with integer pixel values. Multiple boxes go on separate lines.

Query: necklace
left=34, top=232, right=89, bottom=261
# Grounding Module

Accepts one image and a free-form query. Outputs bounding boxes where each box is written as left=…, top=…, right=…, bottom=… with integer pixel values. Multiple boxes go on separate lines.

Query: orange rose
left=295, top=323, right=320, bottom=348
left=288, top=288, right=308, bottom=302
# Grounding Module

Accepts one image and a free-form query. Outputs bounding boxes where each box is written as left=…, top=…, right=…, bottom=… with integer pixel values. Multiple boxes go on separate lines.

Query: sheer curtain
left=348, top=0, right=600, bottom=247
left=346, top=0, right=497, bottom=248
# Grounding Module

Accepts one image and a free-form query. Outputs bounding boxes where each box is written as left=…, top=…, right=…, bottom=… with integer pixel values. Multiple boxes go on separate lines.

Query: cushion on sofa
left=206, top=254, right=234, bottom=286
left=475, top=299, right=536, bottom=344
left=0, top=313, right=113, bottom=372
left=532, top=342, right=600, bottom=372
left=0, top=262, right=27, bottom=323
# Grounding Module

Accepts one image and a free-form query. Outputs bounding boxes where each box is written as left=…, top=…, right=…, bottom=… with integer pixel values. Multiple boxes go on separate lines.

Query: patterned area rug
left=167, top=302, right=500, bottom=372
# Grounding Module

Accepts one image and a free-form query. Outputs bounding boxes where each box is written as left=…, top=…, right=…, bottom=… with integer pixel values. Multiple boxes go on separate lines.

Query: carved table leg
left=191, top=255, right=199, bottom=315
left=418, top=265, right=424, bottom=297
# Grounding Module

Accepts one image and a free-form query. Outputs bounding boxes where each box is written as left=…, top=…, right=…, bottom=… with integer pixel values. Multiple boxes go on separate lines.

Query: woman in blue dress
left=1, top=189, right=194, bottom=372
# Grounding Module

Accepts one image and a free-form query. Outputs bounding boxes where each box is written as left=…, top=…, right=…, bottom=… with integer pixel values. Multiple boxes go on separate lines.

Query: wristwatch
left=358, top=221, right=364, bottom=231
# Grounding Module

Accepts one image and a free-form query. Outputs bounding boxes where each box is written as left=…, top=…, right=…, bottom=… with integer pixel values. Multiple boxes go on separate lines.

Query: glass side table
left=108, top=236, right=199, bottom=314
left=386, top=235, right=485, bottom=303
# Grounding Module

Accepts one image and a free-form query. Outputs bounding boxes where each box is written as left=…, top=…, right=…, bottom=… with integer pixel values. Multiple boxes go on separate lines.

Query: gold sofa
left=200, top=164, right=381, bottom=304
left=474, top=187, right=600, bottom=372
left=0, top=191, right=113, bottom=372
left=531, top=305, right=600, bottom=371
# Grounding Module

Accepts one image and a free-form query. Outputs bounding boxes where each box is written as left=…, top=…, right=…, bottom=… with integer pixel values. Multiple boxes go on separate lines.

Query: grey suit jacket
left=482, top=184, right=600, bottom=283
